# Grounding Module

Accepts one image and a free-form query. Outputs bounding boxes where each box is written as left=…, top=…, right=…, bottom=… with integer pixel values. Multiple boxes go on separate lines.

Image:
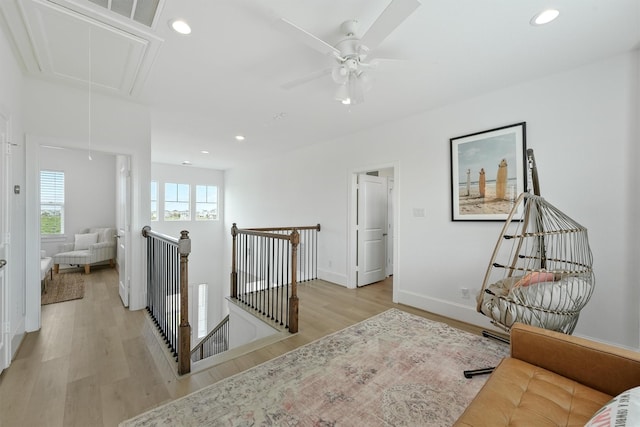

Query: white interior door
left=116, top=155, right=130, bottom=307
left=357, top=174, right=387, bottom=286
left=0, top=113, right=9, bottom=372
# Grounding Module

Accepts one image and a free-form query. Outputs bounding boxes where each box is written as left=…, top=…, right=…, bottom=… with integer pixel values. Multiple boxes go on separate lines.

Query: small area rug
left=120, top=308, right=508, bottom=427
left=41, top=272, right=84, bottom=305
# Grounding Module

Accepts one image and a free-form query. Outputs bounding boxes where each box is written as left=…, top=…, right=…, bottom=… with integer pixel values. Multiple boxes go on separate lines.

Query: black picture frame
left=450, top=122, right=527, bottom=221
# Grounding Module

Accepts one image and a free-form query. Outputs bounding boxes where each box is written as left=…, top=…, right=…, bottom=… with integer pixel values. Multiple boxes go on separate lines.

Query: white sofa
left=53, top=227, right=117, bottom=274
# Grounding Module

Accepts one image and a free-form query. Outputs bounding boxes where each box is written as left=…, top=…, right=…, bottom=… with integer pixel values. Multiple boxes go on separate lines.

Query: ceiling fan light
left=332, top=66, right=348, bottom=84
left=347, top=73, right=365, bottom=104
left=335, top=84, right=350, bottom=104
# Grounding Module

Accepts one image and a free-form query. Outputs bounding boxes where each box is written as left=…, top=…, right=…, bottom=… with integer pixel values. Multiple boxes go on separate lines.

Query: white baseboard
left=397, top=290, right=640, bottom=351
left=396, top=289, right=494, bottom=329
left=10, top=317, right=26, bottom=360
left=317, top=269, right=348, bottom=287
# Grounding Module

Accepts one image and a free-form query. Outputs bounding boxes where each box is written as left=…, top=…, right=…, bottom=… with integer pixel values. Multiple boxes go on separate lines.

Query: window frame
left=151, top=180, right=158, bottom=221
left=164, top=182, right=191, bottom=221
left=197, top=283, right=208, bottom=338
left=195, top=184, right=218, bottom=221
left=40, top=169, right=65, bottom=236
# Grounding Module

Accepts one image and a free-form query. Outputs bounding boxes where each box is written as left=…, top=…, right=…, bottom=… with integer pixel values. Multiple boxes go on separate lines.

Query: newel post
left=231, top=223, right=238, bottom=299
left=178, top=230, right=191, bottom=375
left=289, top=229, right=300, bottom=333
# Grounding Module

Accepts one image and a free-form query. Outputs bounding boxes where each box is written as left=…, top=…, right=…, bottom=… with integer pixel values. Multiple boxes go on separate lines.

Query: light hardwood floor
left=0, top=267, right=490, bottom=427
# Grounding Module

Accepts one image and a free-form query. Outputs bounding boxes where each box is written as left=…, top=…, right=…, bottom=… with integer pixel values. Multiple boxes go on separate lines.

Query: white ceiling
left=1, top=0, right=639, bottom=169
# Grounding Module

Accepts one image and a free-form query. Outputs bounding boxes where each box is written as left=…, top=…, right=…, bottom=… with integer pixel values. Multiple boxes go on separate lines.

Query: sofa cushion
left=53, top=250, right=89, bottom=265
left=74, top=233, right=98, bottom=250
left=454, top=358, right=612, bottom=426
left=88, top=227, right=115, bottom=244
left=40, top=256, right=52, bottom=280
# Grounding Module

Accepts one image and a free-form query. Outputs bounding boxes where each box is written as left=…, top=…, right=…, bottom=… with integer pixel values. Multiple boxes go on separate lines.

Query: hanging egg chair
left=476, top=150, right=595, bottom=335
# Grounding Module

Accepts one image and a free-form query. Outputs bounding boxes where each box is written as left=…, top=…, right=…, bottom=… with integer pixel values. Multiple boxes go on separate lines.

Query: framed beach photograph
left=450, top=122, right=527, bottom=221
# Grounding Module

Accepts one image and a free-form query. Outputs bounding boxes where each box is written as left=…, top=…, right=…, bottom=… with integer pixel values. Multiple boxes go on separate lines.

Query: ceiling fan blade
left=281, top=67, right=332, bottom=90
left=361, top=0, right=421, bottom=50
left=275, top=18, right=341, bottom=57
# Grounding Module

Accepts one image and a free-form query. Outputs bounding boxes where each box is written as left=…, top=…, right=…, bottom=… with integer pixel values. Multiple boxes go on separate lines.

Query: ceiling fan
left=276, top=0, right=421, bottom=105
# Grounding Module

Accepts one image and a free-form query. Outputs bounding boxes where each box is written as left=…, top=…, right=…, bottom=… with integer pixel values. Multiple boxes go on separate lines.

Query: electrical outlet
left=461, top=288, right=470, bottom=299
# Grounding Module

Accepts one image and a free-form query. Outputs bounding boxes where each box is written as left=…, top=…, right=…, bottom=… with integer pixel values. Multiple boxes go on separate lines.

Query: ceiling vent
left=84, top=0, right=161, bottom=27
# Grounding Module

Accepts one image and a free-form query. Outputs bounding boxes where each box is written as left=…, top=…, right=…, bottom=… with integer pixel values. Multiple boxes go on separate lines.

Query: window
left=151, top=181, right=158, bottom=221
left=195, top=185, right=218, bottom=220
left=40, top=170, right=65, bottom=235
left=164, top=182, right=190, bottom=221
left=197, top=284, right=208, bottom=338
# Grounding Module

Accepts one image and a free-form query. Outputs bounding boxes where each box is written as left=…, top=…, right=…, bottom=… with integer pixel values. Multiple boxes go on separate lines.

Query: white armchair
left=40, top=250, right=53, bottom=292
left=53, top=227, right=117, bottom=274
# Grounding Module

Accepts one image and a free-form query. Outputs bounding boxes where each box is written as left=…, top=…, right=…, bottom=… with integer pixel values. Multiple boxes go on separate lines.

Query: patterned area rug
left=120, top=309, right=508, bottom=427
left=41, top=272, right=84, bottom=305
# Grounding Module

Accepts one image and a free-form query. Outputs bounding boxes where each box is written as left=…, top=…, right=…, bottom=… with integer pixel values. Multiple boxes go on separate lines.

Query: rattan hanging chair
left=476, top=150, right=595, bottom=335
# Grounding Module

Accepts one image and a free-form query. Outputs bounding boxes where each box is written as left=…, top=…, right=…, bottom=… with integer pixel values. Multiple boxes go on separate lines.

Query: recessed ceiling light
left=170, top=19, right=191, bottom=35
left=235, top=135, right=246, bottom=141
left=530, top=9, right=559, bottom=26
left=181, top=160, right=192, bottom=166
left=200, top=150, right=209, bottom=154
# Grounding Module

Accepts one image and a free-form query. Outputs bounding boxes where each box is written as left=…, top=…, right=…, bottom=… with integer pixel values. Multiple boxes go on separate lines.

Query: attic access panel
left=2, top=0, right=164, bottom=96
left=26, top=2, right=147, bottom=93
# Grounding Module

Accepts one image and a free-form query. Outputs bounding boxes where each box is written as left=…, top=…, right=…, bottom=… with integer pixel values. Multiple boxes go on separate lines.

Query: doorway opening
left=26, top=139, right=133, bottom=331
left=348, top=164, right=398, bottom=301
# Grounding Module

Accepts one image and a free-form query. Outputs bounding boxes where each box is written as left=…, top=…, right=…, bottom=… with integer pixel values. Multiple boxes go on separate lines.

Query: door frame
left=347, top=162, right=399, bottom=302
left=25, top=135, right=134, bottom=331
left=116, top=154, right=131, bottom=307
left=0, top=110, right=11, bottom=372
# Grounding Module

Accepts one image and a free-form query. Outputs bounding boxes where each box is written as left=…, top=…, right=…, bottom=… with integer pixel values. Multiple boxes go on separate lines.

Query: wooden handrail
left=191, top=314, right=230, bottom=361
left=230, top=223, right=320, bottom=334
left=289, top=229, right=299, bottom=333
left=142, top=226, right=179, bottom=244
left=142, top=226, right=191, bottom=375
left=178, top=230, right=191, bottom=375
left=243, top=225, right=321, bottom=232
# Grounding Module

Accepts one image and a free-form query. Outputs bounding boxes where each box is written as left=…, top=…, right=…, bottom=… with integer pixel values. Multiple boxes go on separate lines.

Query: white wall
left=225, top=51, right=640, bottom=349
left=23, top=78, right=151, bottom=331
left=228, top=303, right=278, bottom=349
left=0, top=15, right=27, bottom=360
left=39, top=147, right=116, bottom=257
left=151, top=163, right=226, bottom=332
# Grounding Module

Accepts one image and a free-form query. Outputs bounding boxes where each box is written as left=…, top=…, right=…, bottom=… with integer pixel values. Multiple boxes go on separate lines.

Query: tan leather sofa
left=454, top=323, right=640, bottom=426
